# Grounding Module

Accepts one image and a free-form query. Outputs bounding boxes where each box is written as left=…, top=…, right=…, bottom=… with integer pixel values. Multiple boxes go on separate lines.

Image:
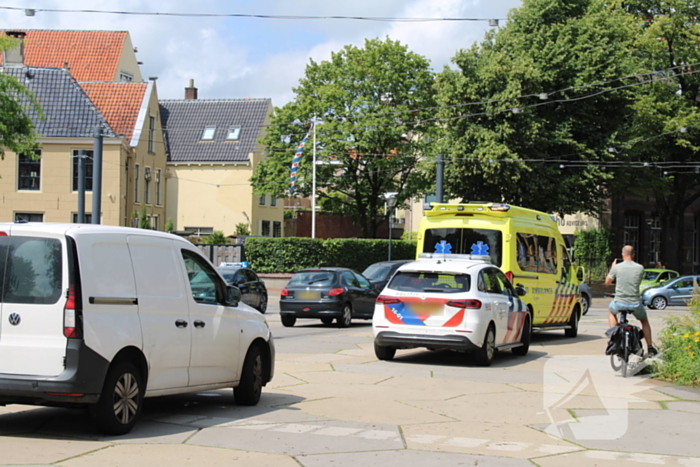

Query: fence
left=194, top=244, right=245, bottom=267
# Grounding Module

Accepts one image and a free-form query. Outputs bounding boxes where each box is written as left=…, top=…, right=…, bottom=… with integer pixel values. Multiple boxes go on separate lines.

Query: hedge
left=244, top=237, right=417, bottom=273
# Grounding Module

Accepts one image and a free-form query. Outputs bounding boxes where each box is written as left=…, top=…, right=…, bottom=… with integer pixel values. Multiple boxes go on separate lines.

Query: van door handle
left=194, top=320, right=205, bottom=328
left=175, top=320, right=188, bottom=328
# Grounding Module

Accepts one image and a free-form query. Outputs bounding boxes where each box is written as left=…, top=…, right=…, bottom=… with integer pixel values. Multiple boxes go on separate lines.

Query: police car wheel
left=474, top=325, right=496, bottom=366
left=512, top=314, right=531, bottom=356
left=374, top=342, right=396, bottom=361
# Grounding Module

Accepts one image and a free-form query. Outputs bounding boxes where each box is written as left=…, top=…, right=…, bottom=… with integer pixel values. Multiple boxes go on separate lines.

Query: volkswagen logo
left=8, top=313, right=20, bottom=326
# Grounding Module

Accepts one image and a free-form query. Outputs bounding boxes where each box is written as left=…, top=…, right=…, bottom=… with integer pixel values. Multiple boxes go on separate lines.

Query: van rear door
left=0, top=228, right=68, bottom=377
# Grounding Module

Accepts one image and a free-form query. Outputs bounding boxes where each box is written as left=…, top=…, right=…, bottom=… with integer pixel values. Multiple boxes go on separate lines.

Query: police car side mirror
left=225, top=286, right=241, bottom=306
left=515, top=284, right=527, bottom=297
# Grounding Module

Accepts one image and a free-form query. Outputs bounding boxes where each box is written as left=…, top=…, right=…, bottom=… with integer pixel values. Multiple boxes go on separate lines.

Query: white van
left=0, top=223, right=275, bottom=434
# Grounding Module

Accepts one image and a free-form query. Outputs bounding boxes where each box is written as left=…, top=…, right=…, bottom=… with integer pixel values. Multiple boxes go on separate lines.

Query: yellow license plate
left=297, top=290, right=321, bottom=300
left=408, top=302, right=443, bottom=316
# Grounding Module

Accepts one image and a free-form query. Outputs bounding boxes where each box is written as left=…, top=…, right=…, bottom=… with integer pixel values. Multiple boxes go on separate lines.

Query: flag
left=289, top=124, right=313, bottom=195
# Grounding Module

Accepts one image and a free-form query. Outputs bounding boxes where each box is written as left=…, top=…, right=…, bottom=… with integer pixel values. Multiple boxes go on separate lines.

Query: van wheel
left=374, top=342, right=396, bottom=361
left=565, top=309, right=579, bottom=337
left=234, top=345, right=263, bottom=406
left=512, top=314, right=531, bottom=356
left=257, top=294, right=268, bottom=314
left=337, top=303, right=352, bottom=328
left=89, top=362, right=144, bottom=435
left=474, top=325, right=496, bottom=366
left=281, top=314, right=296, bottom=327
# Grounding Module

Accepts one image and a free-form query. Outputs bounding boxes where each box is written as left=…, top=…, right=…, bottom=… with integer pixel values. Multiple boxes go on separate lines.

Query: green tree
left=434, top=0, right=636, bottom=215
left=607, top=0, right=700, bottom=270
left=164, top=217, right=174, bottom=233
left=138, top=205, right=149, bottom=229
left=251, top=38, right=437, bottom=238
left=235, top=222, right=250, bottom=236
left=203, top=231, right=227, bottom=244
left=0, top=35, right=41, bottom=158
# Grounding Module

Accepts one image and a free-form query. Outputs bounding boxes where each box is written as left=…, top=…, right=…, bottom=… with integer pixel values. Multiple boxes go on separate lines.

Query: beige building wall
left=114, top=33, right=144, bottom=82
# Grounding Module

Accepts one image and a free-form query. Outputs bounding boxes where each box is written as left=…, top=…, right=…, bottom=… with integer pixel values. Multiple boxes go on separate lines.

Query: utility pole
left=311, top=117, right=317, bottom=239
left=77, top=149, right=86, bottom=223
left=436, top=153, right=444, bottom=203
left=92, top=127, right=103, bottom=224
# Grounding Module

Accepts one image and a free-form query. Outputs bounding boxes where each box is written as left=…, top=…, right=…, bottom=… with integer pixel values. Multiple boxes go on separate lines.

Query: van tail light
left=0, top=232, right=7, bottom=236
left=281, top=288, right=289, bottom=296
left=505, top=271, right=514, bottom=283
left=328, top=287, right=345, bottom=297
left=377, top=295, right=401, bottom=305
left=446, top=299, right=482, bottom=309
left=63, top=284, right=80, bottom=338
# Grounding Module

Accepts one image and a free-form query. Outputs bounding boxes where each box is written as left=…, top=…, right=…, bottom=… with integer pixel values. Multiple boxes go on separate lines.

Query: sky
left=0, top=0, right=523, bottom=107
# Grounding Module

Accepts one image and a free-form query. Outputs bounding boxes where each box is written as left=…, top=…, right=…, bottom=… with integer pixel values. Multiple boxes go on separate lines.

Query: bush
left=244, top=237, right=417, bottom=273
left=655, top=295, right=700, bottom=387
left=203, top=231, right=227, bottom=245
left=574, top=228, right=612, bottom=282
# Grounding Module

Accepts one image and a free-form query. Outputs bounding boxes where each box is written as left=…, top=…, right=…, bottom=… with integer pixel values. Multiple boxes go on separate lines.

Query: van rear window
left=422, top=228, right=502, bottom=267
left=0, top=236, right=63, bottom=304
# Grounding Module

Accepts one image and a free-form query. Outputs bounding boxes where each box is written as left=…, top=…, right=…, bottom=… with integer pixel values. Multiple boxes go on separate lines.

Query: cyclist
left=605, top=245, right=658, bottom=356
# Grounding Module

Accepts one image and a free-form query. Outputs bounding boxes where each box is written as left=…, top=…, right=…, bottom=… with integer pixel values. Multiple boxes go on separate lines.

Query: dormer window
left=226, top=126, right=242, bottom=140
left=201, top=126, right=216, bottom=140
left=119, top=71, right=133, bottom=82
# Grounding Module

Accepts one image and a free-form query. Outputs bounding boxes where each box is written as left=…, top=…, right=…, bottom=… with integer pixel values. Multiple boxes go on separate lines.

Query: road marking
left=235, top=423, right=283, bottom=430
left=443, top=437, right=489, bottom=448
left=271, top=423, right=322, bottom=434
left=486, top=442, right=530, bottom=452
left=406, top=434, right=447, bottom=444
left=355, top=430, right=399, bottom=440
left=538, top=444, right=575, bottom=454
left=679, top=459, right=700, bottom=467
left=586, top=451, right=620, bottom=460
left=313, top=427, right=364, bottom=437
left=627, top=453, right=666, bottom=465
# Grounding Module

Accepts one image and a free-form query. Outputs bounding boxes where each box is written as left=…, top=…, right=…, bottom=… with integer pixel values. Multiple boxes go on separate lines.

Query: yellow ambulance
left=416, top=203, right=582, bottom=336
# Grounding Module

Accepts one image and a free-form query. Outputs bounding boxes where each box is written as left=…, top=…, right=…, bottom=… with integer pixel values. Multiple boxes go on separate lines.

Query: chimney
left=185, top=79, right=198, bottom=100
left=3, top=31, right=26, bottom=66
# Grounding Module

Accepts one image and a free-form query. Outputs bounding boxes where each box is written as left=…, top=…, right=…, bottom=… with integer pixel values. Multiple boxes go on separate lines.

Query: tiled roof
left=1, top=66, right=114, bottom=138
left=80, top=82, right=147, bottom=141
left=159, top=99, right=271, bottom=162
left=1, top=30, right=127, bottom=81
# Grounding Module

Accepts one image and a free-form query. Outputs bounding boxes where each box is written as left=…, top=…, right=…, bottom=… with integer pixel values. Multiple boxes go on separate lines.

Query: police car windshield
left=389, top=272, right=470, bottom=293
left=422, top=228, right=502, bottom=267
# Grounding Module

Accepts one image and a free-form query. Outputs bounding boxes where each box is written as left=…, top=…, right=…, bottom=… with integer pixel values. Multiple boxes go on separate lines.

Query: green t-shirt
left=608, top=260, right=644, bottom=304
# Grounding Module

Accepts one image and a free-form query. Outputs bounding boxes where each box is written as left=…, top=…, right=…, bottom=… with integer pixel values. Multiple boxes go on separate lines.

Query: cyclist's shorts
left=609, top=300, right=647, bottom=320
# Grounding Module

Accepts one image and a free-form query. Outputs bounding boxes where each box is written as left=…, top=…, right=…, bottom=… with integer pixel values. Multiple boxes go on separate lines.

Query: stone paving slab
left=536, top=450, right=700, bottom=467
left=297, top=449, right=534, bottom=466
left=655, top=386, right=700, bottom=401
left=0, top=436, right=109, bottom=465
left=60, top=444, right=300, bottom=467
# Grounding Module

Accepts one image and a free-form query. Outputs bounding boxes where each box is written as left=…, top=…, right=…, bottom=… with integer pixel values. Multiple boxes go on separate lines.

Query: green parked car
left=640, top=269, right=679, bottom=292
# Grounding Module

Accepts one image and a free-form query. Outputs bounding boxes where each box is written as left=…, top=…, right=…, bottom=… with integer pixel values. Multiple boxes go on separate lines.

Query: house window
left=156, top=169, right=162, bottom=206
left=649, top=216, right=661, bottom=266
left=226, top=126, right=241, bottom=140
left=134, top=164, right=140, bottom=202
left=201, top=126, right=216, bottom=140
left=119, top=71, right=133, bottom=82
left=184, top=226, right=213, bottom=236
left=18, top=150, right=41, bottom=191
left=259, top=194, right=266, bottom=206
left=72, top=213, right=93, bottom=224
left=144, top=167, right=151, bottom=205
left=72, top=150, right=94, bottom=191
left=270, top=196, right=277, bottom=207
left=273, top=221, right=282, bottom=238
left=623, top=213, right=640, bottom=253
left=15, top=212, right=43, bottom=222
left=151, top=215, right=159, bottom=231
left=261, top=220, right=271, bottom=237
left=148, top=115, right=155, bottom=153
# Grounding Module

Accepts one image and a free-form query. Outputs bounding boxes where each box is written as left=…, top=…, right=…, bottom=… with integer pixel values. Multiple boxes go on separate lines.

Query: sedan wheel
left=651, top=296, right=668, bottom=310
left=337, top=303, right=352, bottom=328
left=257, top=294, right=268, bottom=314
left=281, top=314, right=296, bottom=327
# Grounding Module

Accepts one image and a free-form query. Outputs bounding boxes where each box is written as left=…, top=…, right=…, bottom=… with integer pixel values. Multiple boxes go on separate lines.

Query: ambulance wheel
left=374, top=342, right=396, bottom=361
left=512, top=314, right=531, bottom=356
left=565, top=308, right=579, bottom=338
left=474, top=325, right=496, bottom=366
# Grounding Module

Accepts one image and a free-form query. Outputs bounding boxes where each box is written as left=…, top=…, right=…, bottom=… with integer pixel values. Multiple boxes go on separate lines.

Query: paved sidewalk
left=1, top=303, right=698, bottom=466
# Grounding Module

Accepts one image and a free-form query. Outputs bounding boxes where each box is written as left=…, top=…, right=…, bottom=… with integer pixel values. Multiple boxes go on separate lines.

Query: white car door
left=181, top=249, right=240, bottom=387
left=482, top=268, right=510, bottom=344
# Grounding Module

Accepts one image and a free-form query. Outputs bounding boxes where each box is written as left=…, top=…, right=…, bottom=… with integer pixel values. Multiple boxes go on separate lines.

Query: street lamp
left=384, top=192, right=398, bottom=260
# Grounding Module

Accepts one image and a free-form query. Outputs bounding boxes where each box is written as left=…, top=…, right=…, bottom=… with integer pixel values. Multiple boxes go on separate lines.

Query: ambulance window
left=516, top=233, right=557, bottom=275
left=561, top=244, right=571, bottom=281
left=423, top=228, right=502, bottom=267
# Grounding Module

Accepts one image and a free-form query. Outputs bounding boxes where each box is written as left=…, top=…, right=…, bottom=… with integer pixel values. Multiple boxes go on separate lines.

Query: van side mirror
left=226, top=286, right=241, bottom=306
left=576, top=267, right=584, bottom=282
left=515, top=284, right=527, bottom=297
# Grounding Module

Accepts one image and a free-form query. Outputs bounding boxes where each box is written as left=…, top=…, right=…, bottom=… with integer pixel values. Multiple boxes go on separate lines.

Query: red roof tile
left=80, top=82, right=147, bottom=141
left=1, top=30, right=127, bottom=81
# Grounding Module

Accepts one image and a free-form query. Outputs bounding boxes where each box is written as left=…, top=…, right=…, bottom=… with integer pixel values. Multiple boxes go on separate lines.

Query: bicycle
left=605, top=294, right=645, bottom=378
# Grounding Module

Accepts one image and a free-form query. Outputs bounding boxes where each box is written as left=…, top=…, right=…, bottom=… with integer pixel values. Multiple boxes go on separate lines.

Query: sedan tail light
left=328, top=287, right=345, bottom=297
left=446, top=299, right=482, bottom=309
left=281, top=288, right=290, bottom=296
left=377, top=295, right=400, bottom=305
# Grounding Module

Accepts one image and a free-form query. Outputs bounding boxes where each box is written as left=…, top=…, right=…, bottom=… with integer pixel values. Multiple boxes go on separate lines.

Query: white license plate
left=297, top=290, right=321, bottom=300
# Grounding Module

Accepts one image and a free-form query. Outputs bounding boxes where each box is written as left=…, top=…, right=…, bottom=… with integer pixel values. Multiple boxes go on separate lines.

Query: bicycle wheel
left=621, top=331, right=630, bottom=378
left=610, top=354, right=624, bottom=372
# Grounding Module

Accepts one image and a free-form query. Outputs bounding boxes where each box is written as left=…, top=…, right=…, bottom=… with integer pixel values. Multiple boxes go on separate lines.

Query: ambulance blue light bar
left=488, top=204, right=511, bottom=212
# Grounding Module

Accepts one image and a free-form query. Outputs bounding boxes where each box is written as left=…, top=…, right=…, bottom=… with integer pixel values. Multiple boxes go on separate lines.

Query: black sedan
left=280, top=268, right=380, bottom=327
left=216, top=266, right=268, bottom=313
left=362, top=260, right=413, bottom=292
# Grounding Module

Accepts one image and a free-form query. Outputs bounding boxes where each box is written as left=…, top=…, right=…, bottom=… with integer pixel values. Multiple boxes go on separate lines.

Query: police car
left=372, top=254, right=530, bottom=366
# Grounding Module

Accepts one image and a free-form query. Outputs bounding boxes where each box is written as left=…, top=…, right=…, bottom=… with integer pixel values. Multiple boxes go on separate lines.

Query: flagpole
left=311, top=115, right=317, bottom=239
